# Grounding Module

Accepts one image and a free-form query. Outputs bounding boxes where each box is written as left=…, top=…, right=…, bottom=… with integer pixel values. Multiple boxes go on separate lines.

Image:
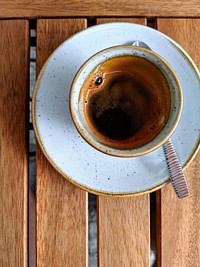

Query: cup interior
left=70, top=46, right=183, bottom=157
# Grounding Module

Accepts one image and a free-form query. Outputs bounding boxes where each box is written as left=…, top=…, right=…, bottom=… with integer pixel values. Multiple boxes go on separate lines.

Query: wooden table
left=1, top=1, right=200, bottom=266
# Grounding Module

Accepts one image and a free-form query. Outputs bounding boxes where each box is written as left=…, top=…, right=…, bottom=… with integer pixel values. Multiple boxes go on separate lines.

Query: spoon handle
left=163, top=139, right=189, bottom=198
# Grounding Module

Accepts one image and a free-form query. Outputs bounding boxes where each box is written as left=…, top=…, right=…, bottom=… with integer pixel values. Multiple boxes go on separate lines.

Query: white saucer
left=32, top=22, right=200, bottom=196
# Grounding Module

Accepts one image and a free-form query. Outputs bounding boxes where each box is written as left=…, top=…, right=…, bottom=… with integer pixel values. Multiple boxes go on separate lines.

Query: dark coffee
left=80, top=55, right=171, bottom=150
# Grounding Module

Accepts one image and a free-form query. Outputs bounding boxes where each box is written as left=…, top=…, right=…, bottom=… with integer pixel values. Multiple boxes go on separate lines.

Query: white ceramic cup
left=70, top=45, right=183, bottom=157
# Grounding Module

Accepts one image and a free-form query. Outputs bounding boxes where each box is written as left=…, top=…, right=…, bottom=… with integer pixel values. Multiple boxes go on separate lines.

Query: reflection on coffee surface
left=80, top=55, right=171, bottom=150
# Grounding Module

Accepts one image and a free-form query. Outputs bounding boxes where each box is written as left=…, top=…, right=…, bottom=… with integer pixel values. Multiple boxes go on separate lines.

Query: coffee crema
left=79, top=55, right=171, bottom=150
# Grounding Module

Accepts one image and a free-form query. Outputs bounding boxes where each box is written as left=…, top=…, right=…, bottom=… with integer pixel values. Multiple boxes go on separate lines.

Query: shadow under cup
left=70, top=46, right=183, bottom=157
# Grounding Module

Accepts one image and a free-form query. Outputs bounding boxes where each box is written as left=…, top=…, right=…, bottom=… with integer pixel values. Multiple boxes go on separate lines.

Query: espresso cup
left=69, top=45, right=183, bottom=157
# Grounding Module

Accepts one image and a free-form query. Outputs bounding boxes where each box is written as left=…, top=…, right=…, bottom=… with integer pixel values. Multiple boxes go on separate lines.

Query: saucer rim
left=32, top=22, right=200, bottom=197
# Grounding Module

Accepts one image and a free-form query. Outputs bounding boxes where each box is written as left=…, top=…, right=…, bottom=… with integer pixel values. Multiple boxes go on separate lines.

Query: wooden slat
left=98, top=196, right=150, bottom=266
left=156, top=19, right=200, bottom=267
left=97, top=18, right=150, bottom=267
left=0, top=20, right=29, bottom=267
left=0, top=0, right=200, bottom=18
left=97, top=17, right=148, bottom=24
left=36, top=19, right=88, bottom=267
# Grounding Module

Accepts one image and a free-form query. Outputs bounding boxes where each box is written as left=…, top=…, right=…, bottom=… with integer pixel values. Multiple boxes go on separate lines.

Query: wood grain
left=97, top=18, right=150, bottom=267
left=36, top=19, right=88, bottom=267
left=97, top=18, right=148, bottom=24
left=98, top=196, right=150, bottom=266
left=0, top=20, right=29, bottom=267
left=0, top=0, right=200, bottom=18
left=156, top=18, right=200, bottom=267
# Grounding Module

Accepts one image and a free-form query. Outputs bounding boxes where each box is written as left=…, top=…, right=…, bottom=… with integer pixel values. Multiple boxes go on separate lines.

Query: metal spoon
left=132, top=41, right=189, bottom=198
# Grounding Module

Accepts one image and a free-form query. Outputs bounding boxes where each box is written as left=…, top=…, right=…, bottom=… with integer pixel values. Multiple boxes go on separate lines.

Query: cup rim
left=69, top=45, right=183, bottom=157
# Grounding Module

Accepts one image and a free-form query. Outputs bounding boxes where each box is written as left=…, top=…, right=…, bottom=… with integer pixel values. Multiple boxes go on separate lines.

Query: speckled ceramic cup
left=70, top=45, right=183, bottom=157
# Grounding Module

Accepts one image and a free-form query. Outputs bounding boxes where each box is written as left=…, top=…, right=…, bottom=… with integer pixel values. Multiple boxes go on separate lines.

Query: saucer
left=32, top=22, right=200, bottom=196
